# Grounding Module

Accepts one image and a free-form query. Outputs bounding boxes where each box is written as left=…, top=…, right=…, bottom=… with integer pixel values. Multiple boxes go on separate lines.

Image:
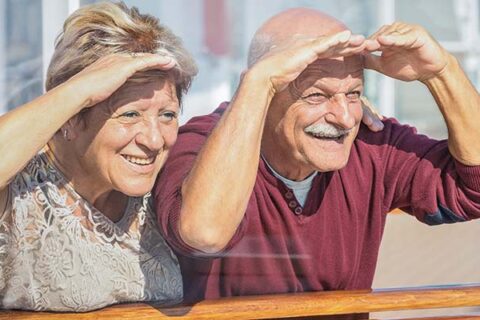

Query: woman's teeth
left=123, top=155, right=155, bottom=165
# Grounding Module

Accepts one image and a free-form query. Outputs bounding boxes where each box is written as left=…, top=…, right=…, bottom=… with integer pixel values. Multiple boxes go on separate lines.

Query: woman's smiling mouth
left=122, top=154, right=156, bottom=166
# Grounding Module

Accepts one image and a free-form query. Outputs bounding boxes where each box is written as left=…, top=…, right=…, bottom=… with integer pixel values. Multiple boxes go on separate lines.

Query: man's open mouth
left=306, top=132, right=348, bottom=142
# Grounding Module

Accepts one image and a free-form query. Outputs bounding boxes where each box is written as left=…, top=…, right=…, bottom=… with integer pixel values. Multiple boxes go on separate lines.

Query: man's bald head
left=247, top=8, right=348, bottom=67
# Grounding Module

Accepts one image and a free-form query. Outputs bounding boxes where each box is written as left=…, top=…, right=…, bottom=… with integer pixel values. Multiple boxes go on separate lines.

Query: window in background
left=2, top=0, right=479, bottom=137
left=227, top=0, right=378, bottom=104
left=1, top=0, right=43, bottom=113
left=120, top=0, right=379, bottom=124
left=394, top=0, right=479, bottom=138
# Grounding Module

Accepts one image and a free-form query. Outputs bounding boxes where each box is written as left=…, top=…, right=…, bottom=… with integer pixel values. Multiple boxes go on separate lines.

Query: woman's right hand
left=0, top=53, right=176, bottom=191
left=64, top=53, right=177, bottom=111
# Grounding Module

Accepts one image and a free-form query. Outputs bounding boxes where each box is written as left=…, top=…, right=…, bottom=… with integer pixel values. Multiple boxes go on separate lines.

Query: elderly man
left=155, top=8, right=480, bottom=303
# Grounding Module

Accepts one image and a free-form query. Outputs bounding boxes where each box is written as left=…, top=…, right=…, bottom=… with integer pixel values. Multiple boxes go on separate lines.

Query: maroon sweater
left=154, top=103, right=480, bottom=303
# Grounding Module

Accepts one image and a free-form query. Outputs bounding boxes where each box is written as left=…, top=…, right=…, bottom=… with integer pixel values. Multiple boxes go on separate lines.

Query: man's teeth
left=123, top=155, right=155, bottom=165
left=309, top=132, right=344, bottom=139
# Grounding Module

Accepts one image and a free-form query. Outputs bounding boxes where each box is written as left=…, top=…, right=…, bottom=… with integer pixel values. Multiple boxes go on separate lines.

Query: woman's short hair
left=46, top=1, right=197, bottom=105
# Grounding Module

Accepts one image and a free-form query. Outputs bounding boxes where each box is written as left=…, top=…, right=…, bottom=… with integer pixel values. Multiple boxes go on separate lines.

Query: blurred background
left=2, top=0, right=480, bottom=137
left=1, top=0, right=480, bottom=317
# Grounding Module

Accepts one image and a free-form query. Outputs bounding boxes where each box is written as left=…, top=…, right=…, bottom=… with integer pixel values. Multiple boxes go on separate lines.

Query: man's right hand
left=248, top=30, right=366, bottom=95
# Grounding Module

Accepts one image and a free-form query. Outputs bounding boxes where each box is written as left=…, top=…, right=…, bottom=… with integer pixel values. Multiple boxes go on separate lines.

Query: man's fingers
left=361, top=96, right=384, bottom=132
left=361, top=96, right=384, bottom=120
left=331, top=30, right=352, bottom=44
left=363, top=53, right=383, bottom=72
left=311, top=31, right=366, bottom=59
left=370, top=23, right=419, bottom=49
left=349, top=34, right=366, bottom=46
left=362, top=111, right=384, bottom=132
left=368, top=23, right=414, bottom=48
left=367, top=24, right=390, bottom=42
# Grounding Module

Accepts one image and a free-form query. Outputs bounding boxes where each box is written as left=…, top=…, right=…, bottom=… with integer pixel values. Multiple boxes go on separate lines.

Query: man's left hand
left=363, top=22, right=450, bottom=82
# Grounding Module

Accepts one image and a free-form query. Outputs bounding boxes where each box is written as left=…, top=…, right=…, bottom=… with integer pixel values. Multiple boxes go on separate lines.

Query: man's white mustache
left=304, top=123, right=351, bottom=138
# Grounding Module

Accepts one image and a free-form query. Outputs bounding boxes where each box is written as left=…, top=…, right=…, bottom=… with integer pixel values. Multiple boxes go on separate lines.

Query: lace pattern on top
left=0, top=152, right=182, bottom=311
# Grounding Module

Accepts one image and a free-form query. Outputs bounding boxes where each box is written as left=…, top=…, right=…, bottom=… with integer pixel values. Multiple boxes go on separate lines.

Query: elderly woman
left=0, top=1, right=196, bottom=312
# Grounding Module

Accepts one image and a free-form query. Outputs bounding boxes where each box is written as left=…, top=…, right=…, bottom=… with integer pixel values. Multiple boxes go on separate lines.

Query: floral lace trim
left=0, top=152, right=182, bottom=311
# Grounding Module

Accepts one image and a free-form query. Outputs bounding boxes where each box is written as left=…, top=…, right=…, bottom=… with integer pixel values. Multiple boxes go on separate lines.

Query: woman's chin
left=115, top=179, right=155, bottom=197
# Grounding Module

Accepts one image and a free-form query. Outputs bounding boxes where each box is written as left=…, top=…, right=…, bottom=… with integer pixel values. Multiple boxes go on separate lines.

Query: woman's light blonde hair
left=46, top=1, right=197, bottom=104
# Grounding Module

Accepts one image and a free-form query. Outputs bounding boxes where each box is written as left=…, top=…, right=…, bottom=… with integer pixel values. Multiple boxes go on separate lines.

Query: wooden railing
left=1, top=284, right=480, bottom=319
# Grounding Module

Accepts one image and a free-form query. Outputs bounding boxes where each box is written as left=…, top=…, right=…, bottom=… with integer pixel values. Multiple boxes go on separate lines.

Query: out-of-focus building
left=2, top=0, right=479, bottom=137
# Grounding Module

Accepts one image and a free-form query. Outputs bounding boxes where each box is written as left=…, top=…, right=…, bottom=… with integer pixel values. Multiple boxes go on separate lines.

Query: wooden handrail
left=1, top=284, right=480, bottom=319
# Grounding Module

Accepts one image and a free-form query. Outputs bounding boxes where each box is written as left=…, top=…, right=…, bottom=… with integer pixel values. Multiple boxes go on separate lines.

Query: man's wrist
left=422, top=52, right=458, bottom=86
left=242, top=66, right=277, bottom=101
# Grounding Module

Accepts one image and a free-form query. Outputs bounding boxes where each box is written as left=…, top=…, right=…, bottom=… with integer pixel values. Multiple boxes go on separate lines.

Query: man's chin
left=309, top=155, right=349, bottom=173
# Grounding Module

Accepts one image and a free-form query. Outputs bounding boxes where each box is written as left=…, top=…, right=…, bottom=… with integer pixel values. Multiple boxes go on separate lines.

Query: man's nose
left=136, top=118, right=165, bottom=151
left=324, top=95, right=357, bottom=129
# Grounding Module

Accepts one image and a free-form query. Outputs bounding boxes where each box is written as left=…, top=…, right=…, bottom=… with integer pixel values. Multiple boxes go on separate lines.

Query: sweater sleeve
left=373, top=118, right=480, bottom=224
left=153, top=104, right=250, bottom=257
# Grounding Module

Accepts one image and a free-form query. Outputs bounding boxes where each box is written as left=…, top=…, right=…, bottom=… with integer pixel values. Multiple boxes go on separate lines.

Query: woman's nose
left=136, top=119, right=165, bottom=151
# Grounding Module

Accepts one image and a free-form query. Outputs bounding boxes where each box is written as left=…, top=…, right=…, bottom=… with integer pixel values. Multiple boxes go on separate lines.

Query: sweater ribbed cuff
left=455, top=160, right=480, bottom=191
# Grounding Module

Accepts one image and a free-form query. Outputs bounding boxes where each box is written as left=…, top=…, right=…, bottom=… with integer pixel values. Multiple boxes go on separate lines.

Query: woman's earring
left=63, top=129, right=69, bottom=141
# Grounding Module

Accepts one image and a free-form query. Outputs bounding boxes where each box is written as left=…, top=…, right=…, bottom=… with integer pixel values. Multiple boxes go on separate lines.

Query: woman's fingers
left=128, top=52, right=177, bottom=71
left=69, top=52, right=178, bottom=109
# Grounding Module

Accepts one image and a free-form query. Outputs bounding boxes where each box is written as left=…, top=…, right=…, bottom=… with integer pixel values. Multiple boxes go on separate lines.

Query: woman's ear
left=60, top=113, right=86, bottom=141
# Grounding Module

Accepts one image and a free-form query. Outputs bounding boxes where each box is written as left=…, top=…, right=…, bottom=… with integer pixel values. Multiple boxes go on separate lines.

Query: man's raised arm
left=364, top=22, right=480, bottom=165
left=178, top=31, right=366, bottom=253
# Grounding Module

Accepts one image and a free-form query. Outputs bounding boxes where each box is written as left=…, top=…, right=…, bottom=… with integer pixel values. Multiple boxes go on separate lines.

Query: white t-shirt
left=263, top=157, right=317, bottom=207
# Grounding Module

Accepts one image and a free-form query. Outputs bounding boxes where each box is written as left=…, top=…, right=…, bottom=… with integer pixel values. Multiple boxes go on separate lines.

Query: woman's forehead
left=110, top=78, right=177, bottom=107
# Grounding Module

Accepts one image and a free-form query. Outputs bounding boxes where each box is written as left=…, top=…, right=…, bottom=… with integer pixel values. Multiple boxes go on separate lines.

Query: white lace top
left=0, top=152, right=182, bottom=311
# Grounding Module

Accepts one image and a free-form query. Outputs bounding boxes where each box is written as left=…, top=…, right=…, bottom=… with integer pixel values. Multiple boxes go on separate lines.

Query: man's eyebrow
left=348, top=82, right=363, bottom=91
left=302, top=63, right=331, bottom=74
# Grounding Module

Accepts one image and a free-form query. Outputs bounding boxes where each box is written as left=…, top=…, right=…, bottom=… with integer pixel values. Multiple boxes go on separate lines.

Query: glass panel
left=395, top=0, right=460, bottom=41
left=395, top=53, right=470, bottom=139
left=80, top=0, right=97, bottom=5
left=53, top=0, right=380, bottom=122
left=3, top=0, right=43, bottom=112
left=395, top=80, right=446, bottom=139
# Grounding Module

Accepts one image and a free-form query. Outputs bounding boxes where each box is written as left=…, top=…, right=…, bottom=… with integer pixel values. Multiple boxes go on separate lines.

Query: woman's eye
left=120, top=111, right=140, bottom=118
left=160, top=111, right=178, bottom=122
left=346, top=91, right=361, bottom=101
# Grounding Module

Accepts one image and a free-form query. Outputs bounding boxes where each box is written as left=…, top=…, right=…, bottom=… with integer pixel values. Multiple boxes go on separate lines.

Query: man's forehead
left=306, top=55, right=364, bottom=76
left=291, top=55, right=363, bottom=92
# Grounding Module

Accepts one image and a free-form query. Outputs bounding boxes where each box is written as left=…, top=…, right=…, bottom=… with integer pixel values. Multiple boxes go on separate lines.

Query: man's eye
left=120, top=111, right=140, bottom=118
left=346, top=91, right=361, bottom=101
left=302, top=92, right=328, bottom=104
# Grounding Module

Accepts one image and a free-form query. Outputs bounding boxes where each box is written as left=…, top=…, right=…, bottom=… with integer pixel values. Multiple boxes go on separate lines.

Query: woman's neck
left=46, top=141, right=128, bottom=222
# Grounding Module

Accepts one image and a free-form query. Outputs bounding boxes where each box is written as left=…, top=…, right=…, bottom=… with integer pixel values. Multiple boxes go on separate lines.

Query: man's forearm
left=423, top=53, right=480, bottom=165
left=179, top=70, right=274, bottom=253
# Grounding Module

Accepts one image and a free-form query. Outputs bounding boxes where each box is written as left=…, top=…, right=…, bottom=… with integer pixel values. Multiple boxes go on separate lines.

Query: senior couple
left=0, top=1, right=479, bottom=312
